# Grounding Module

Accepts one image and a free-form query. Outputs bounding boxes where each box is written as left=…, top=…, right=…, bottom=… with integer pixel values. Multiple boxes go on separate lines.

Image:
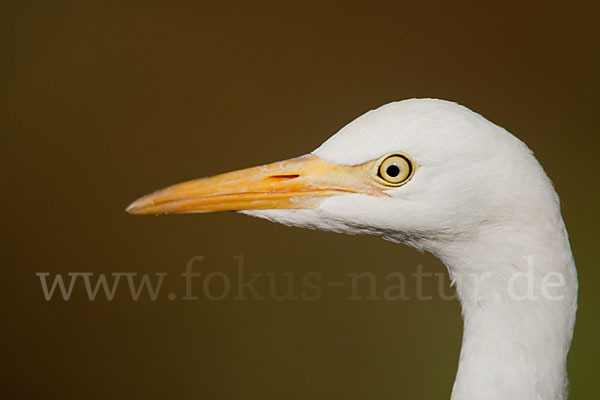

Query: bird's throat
left=436, top=225, right=578, bottom=400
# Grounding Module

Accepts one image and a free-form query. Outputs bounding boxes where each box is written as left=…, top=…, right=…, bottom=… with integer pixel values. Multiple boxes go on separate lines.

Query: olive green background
left=3, top=1, right=599, bottom=399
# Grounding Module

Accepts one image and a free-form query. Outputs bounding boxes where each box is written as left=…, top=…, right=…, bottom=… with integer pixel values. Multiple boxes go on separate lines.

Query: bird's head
left=127, top=99, right=554, bottom=252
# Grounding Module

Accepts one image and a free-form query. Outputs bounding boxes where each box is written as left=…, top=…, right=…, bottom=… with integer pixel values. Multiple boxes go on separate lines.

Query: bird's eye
left=376, top=154, right=414, bottom=186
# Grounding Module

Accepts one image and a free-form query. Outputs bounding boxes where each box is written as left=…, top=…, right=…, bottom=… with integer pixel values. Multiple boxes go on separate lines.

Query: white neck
left=432, top=220, right=578, bottom=400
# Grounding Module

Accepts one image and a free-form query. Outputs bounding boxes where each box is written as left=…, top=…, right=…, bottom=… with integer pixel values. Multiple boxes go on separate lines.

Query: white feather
left=243, top=99, right=577, bottom=400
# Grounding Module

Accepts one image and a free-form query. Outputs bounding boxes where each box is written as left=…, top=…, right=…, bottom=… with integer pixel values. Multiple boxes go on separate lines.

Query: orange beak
left=126, top=155, right=384, bottom=215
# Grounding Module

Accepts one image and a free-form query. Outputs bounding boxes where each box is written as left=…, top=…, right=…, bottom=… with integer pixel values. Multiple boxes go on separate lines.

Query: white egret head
left=127, top=99, right=556, bottom=255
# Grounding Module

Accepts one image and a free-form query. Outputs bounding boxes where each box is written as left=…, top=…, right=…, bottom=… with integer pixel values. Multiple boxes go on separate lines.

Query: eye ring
left=376, top=154, right=414, bottom=186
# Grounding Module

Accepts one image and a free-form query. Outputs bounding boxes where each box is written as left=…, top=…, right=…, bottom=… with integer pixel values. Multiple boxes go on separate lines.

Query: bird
left=127, top=99, right=578, bottom=400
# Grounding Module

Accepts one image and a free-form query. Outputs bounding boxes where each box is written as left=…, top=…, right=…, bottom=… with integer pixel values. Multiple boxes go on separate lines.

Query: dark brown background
left=3, top=1, right=598, bottom=399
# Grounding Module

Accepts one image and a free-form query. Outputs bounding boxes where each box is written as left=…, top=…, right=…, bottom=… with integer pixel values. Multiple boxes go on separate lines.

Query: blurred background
left=2, top=1, right=598, bottom=399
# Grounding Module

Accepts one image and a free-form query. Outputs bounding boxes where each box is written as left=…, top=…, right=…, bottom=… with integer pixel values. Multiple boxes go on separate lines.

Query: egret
left=127, top=99, right=577, bottom=400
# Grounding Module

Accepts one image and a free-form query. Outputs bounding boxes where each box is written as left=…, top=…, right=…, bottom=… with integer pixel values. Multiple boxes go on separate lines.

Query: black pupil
left=386, top=164, right=400, bottom=177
